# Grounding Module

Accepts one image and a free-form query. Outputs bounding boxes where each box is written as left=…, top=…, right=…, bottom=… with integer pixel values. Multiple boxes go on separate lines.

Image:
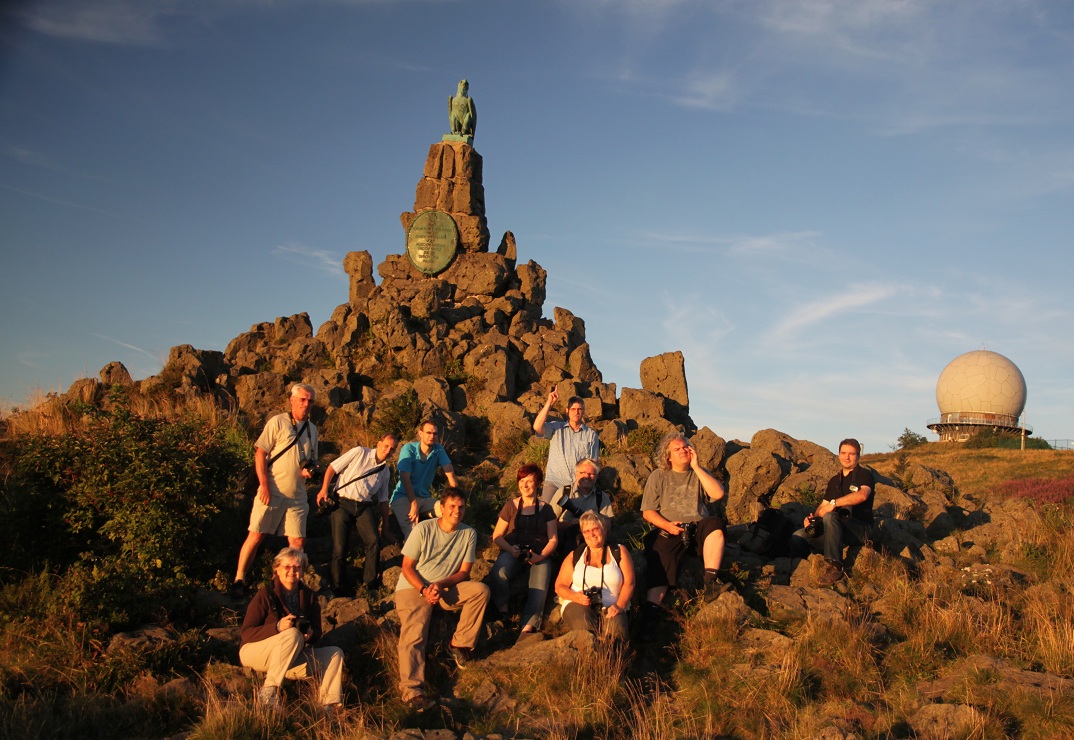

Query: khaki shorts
left=249, top=495, right=308, bottom=538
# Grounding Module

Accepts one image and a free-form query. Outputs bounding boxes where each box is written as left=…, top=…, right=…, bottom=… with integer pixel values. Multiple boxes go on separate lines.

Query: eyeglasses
left=279, top=565, right=304, bottom=572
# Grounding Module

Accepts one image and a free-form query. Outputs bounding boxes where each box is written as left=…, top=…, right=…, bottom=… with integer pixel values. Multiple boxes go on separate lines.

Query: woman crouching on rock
left=490, top=463, right=558, bottom=641
left=554, top=510, right=634, bottom=641
left=239, top=547, right=344, bottom=713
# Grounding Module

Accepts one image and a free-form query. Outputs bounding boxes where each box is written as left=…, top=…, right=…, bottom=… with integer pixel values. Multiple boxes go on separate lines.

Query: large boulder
left=343, top=250, right=376, bottom=304
left=725, top=447, right=785, bottom=524
left=619, top=387, right=668, bottom=424
left=640, top=351, right=692, bottom=429
left=640, top=351, right=688, bottom=407
left=99, top=361, right=133, bottom=386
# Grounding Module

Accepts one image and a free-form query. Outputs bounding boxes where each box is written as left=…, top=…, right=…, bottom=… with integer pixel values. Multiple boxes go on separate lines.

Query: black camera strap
left=332, top=462, right=387, bottom=499
left=267, top=419, right=310, bottom=471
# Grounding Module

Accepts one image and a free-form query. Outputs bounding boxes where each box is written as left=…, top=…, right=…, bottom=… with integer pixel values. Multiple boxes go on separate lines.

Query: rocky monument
left=65, top=82, right=958, bottom=555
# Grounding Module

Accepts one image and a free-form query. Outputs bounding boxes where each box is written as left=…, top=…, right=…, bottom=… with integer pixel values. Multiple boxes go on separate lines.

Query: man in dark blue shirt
left=792, top=438, right=875, bottom=586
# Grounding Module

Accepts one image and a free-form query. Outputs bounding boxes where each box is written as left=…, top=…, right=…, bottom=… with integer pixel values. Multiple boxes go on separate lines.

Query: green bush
left=892, top=427, right=928, bottom=450
left=626, top=424, right=664, bottom=458
left=965, top=429, right=1050, bottom=450
left=0, top=388, right=248, bottom=624
left=371, top=388, right=421, bottom=442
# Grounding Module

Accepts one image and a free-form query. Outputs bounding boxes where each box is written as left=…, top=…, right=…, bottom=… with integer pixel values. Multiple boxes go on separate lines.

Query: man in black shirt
left=792, top=438, right=875, bottom=586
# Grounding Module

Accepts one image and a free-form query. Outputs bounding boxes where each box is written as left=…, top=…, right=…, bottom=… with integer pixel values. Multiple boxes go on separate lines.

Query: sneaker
left=703, top=578, right=732, bottom=602
left=448, top=643, right=472, bottom=668
left=816, top=561, right=845, bottom=587
left=406, top=694, right=435, bottom=712
left=257, top=686, right=280, bottom=708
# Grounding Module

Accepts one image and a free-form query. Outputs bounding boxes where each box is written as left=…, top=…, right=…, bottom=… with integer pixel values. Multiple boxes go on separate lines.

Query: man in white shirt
left=316, top=433, right=399, bottom=595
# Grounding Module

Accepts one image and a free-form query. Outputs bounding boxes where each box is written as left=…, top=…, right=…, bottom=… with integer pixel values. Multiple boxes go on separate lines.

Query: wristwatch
left=828, top=499, right=837, bottom=507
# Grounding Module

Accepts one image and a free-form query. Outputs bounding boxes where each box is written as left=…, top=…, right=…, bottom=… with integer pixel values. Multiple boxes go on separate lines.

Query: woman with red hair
left=489, top=463, right=558, bottom=639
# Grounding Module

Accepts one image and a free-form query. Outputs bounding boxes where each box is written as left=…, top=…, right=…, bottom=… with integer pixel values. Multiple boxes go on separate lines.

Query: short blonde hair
left=273, top=547, right=308, bottom=571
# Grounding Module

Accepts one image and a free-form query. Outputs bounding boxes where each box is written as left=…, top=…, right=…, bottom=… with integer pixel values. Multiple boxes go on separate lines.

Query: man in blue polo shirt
left=534, top=388, right=600, bottom=503
left=389, top=419, right=458, bottom=541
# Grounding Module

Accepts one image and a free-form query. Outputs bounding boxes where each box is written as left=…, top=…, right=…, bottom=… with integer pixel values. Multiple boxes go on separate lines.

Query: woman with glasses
left=239, top=547, right=344, bottom=713
left=554, top=510, right=634, bottom=641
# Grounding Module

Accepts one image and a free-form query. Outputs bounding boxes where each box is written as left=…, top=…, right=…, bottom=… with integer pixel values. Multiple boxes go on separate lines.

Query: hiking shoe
left=816, top=561, right=845, bottom=587
left=406, top=694, right=435, bottom=712
left=448, top=643, right=472, bottom=668
left=703, top=578, right=733, bottom=602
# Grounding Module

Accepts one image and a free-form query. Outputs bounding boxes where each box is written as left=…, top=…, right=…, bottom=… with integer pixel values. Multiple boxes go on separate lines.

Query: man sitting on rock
left=394, top=487, right=489, bottom=711
left=640, top=432, right=730, bottom=621
left=549, top=457, right=615, bottom=557
left=791, top=438, right=876, bottom=586
left=388, top=419, right=458, bottom=542
left=534, top=389, right=600, bottom=502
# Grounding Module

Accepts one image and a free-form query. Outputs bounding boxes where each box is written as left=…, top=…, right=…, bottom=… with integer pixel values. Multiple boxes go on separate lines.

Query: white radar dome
left=935, top=350, right=1026, bottom=420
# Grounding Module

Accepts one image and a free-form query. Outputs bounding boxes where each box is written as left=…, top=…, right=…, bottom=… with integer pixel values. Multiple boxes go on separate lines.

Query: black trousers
left=329, top=499, right=380, bottom=589
left=643, top=515, right=726, bottom=589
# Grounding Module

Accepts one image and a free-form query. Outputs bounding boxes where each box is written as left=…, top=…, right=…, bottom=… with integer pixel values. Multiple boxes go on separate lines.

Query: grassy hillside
left=866, top=445, right=1074, bottom=501
left=4, top=423, right=1074, bottom=738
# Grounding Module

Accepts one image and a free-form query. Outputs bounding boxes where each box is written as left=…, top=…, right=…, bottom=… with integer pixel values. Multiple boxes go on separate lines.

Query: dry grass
left=866, top=445, right=1074, bottom=501
left=6, top=419, right=1074, bottom=736
left=3, top=387, right=243, bottom=439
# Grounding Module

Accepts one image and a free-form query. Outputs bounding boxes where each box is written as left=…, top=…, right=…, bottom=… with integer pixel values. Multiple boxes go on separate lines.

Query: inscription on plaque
left=406, top=210, right=459, bottom=275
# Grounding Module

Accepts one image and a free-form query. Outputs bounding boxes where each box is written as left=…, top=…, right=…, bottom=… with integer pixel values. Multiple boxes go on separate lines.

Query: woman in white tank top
left=554, top=510, right=635, bottom=641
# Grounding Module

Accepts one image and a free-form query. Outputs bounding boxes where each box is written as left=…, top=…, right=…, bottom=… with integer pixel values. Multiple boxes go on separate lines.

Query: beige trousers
left=239, top=628, right=345, bottom=706
left=395, top=581, right=489, bottom=701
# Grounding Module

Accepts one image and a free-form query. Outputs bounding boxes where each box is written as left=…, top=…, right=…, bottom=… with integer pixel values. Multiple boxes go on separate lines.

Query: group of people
left=231, top=383, right=875, bottom=712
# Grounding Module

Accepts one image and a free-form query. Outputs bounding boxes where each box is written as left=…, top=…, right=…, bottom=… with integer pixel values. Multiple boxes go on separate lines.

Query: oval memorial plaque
left=406, top=210, right=459, bottom=275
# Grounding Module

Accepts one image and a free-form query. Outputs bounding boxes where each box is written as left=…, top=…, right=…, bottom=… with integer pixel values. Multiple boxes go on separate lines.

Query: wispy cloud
left=273, top=243, right=347, bottom=279
left=91, top=334, right=164, bottom=363
left=671, top=71, right=740, bottom=111
left=13, top=0, right=182, bottom=45
left=768, top=284, right=898, bottom=339
left=0, top=182, right=155, bottom=224
left=5, top=146, right=64, bottom=173
left=16, top=349, right=51, bottom=371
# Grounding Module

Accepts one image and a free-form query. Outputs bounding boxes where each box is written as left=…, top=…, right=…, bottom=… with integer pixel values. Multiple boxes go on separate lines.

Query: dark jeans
left=489, top=551, right=552, bottom=631
left=643, top=515, right=726, bottom=590
left=791, top=510, right=872, bottom=565
left=330, top=499, right=380, bottom=589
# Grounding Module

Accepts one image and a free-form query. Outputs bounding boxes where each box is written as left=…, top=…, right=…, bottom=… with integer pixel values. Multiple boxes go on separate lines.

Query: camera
left=562, top=499, right=584, bottom=518
left=296, top=616, right=312, bottom=634
left=583, top=586, right=603, bottom=611
left=516, top=544, right=533, bottom=562
left=680, top=522, right=697, bottom=548
left=301, top=460, right=318, bottom=476
left=804, top=516, right=824, bottom=538
left=557, top=490, right=585, bottom=518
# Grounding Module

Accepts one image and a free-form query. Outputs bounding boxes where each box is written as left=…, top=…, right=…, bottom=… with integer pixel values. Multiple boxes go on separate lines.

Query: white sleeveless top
left=559, top=546, right=625, bottom=613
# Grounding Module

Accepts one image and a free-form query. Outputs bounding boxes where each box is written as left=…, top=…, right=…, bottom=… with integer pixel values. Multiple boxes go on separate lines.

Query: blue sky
left=2, top=0, right=1072, bottom=454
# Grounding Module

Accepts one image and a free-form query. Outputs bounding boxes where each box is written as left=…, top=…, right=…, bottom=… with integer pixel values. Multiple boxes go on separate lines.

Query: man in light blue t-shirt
left=389, top=419, right=458, bottom=540
left=534, top=388, right=600, bottom=502
left=394, top=488, right=488, bottom=709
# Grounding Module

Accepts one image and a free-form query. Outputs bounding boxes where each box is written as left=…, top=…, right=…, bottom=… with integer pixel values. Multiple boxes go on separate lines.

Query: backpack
left=739, top=507, right=794, bottom=558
